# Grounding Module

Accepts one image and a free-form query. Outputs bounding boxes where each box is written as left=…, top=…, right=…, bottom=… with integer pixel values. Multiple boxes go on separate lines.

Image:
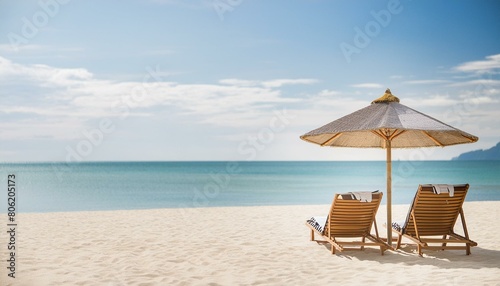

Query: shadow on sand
left=316, top=241, right=500, bottom=270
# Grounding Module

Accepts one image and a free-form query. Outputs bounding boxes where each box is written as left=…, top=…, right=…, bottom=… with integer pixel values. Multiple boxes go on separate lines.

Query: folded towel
left=339, top=193, right=355, bottom=200
left=306, top=216, right=327, bottom=234
left=351, top=191, right=373, bottom=202
left=432, top=184, right=454, bottom=197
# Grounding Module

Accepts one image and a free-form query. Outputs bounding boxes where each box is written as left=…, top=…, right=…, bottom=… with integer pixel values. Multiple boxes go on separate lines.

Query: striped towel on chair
left=306, top=216, right=327, bottom=234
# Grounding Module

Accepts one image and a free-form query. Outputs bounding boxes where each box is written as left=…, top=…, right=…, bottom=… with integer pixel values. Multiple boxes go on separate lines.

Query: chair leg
left=361, top=236, right=365, bottom=251
left=466, top=244, right=471, bottom=255
left=441, top=234, right=447, bottom=249
left=396, top=234, right=402, bottom=249
left=310, top=229, right=314, bottom=241
left=418, top=245, right=423, bottom=257
left=331, top=244, right=335, bottom=254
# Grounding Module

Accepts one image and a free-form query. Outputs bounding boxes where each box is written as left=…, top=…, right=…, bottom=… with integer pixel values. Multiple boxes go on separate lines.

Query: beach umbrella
left=300, top=89, right=478, bottom=245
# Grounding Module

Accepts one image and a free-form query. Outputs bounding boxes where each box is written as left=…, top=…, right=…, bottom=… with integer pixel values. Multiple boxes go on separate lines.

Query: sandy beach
left=1, top=201, right=499, bottom=285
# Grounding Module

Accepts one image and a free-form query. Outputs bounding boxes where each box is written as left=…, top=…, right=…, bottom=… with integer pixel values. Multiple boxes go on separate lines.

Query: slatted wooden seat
left=392, top=184, right=477, bottom=256
left=305, top=191, right=388, bottom=255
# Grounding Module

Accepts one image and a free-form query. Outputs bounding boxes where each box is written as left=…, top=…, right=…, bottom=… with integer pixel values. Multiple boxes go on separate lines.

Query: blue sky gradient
left=0, top=0, right=499, bottom=161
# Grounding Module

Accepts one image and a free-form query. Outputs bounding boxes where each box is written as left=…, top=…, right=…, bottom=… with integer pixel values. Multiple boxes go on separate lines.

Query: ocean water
left=1, top=161, right=499, bottom=213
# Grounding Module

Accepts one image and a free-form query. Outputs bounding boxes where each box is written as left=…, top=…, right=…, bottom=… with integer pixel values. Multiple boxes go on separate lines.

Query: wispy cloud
left=351, top=83, right=384, bottom=89
left=219, top=78, right=259, bottom=86
left=261, top=78, right=319, bottom=88
left=0, top=44, right=47, bottom=52
left=403, top=92, right=498, bottom=108
left=401, top=94, right=458, bottom=107
left=0, top=56, right=93, bottom=86
left=0, top=44, right=84, bottom=54
left=0, top=57, right=317, bottom=139
left=403, top=79, right=451, bottom=85
left=304, top=89, right=367, bottom=114
left=316, top=89, right=340, bottom=97
left=390, top=75, right=405, bottom=79
left=463, top=96, right=498, bottom=105
left=219, top=78, right=319, bottom=88
left=448, top=79, right=500, bottom=87
left=454, top=54, right=500, bottom=73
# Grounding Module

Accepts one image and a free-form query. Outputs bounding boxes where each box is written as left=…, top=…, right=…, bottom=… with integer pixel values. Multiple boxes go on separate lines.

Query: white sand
left=1, top=201, right=499, bottom=285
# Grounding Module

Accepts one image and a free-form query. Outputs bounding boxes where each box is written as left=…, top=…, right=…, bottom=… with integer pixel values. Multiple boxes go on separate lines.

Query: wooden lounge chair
left=391, top=184, right=477, bottom=256
left=305, top=191, right=388, bottom=255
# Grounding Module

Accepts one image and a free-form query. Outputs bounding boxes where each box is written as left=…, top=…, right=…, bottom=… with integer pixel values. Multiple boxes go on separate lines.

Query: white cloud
left=351, top=83, right=384, bottom=89
left=454, top=54, right=500, bottom=73
left=301, top=90, right=368, bottom=122
left=448, top=79, right=500, bottom=87
left=220, top=78, right=319, bottom=89
left=0, top=57, right=318, bottom=139
left=0, top=56, right=93, bottom=86
left=458, top=87, right=500, bottom=98
left=464, top=96, right=498, bottom=105
left=403, top=80, right=451, bottom=85
left=0, top=44, right=46, bottom=53
left=403, top=92, right=497, bottom=108
left=403, top=95, right=458, bottom=107
left=317, top=89, right=340, bottom=97
left=390, top=75, right=405, bottom=79
left=0, top=44, right=84, bottom=55
left=261, top=78, right=318, bottom=88
left=219, top=78, right=259, bottom=86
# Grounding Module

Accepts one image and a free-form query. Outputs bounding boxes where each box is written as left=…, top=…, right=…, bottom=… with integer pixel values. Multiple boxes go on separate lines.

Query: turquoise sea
left=1, top=161, right=499, bottom=213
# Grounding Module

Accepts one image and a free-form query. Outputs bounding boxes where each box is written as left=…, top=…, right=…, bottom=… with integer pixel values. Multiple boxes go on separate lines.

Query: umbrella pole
left=386, top=140, right=392, bottom=246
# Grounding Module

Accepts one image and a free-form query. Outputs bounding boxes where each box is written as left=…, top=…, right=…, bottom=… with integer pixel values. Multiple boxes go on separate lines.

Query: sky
left=0, top=0, right=499, bottom=162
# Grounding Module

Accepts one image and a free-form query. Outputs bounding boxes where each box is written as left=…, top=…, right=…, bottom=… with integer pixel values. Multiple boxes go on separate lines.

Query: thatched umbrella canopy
left=300, top=89, right=478, bottom=245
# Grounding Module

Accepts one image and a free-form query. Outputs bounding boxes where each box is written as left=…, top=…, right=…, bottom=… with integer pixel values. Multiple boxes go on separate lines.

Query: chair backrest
left=403, top=184, right=469, bottom=236
left=325, top=192, right=382, bottom=237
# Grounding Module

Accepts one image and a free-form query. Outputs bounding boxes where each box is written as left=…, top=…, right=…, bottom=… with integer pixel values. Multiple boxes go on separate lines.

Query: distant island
left=452, top=142, right=500, bottom=160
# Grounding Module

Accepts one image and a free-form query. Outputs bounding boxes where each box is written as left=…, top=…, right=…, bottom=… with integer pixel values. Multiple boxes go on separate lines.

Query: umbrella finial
left=371, top=88, right=400, bottom=104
